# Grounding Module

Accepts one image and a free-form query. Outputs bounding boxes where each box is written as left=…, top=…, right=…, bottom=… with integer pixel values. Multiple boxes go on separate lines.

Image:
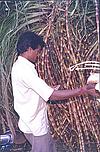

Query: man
left=11, top=31, right=96, bottom=152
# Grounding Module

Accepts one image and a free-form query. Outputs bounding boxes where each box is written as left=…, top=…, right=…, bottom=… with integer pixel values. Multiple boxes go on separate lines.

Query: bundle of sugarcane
left=36, top=1, right=100, bottom=151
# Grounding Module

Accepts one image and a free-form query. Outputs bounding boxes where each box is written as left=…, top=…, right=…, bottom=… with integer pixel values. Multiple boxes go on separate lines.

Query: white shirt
left=11, top=56, right=54, bottom=136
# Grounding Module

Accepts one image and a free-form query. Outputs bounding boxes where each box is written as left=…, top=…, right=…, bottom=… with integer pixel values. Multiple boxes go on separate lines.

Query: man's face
left=30, top=46, right=43, bottom=62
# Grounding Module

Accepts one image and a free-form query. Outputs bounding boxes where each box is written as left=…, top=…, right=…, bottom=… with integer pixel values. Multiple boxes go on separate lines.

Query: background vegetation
left=0, top=0, right=99, bottom=152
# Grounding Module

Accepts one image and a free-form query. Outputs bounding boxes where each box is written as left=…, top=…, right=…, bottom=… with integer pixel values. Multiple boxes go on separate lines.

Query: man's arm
left=49, top=83, right=96, bottom=101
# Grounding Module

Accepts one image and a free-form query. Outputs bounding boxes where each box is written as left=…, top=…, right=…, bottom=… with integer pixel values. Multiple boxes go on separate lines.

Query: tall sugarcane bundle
left=36, top=1, right=100, bottom=152
left=0, top=1, right=99, bottom=152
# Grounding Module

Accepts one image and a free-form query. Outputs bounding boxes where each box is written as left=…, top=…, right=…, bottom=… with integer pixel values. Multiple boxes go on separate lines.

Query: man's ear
left=37, top=45, right=42, bottom=51
left=27, top=47, right=35, bottom=54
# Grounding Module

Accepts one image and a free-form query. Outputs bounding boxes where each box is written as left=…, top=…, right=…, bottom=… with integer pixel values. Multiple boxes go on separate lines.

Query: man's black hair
left=16, top=31, right=45, bottom=55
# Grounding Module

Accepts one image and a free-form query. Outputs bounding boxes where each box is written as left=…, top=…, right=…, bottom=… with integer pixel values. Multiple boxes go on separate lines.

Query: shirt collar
left=18, top=56, right=35, bottom=68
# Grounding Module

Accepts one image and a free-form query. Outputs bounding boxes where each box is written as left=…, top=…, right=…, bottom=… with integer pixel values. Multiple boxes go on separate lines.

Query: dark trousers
left=24, top=132, right=57, bottom=152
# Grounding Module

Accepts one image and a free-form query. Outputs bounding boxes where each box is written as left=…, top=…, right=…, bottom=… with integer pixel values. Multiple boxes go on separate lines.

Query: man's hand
left=86, top=83, right=100, bottom=97
left=86, top=83, right=97, bottom=90
left=87, top=73, right=100, bottom=97
left=80, top=83, right=97, bottom=95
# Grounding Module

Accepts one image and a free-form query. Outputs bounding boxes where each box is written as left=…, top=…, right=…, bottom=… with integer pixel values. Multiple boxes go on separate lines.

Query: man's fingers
left=86, top=83, right=97, bottom=90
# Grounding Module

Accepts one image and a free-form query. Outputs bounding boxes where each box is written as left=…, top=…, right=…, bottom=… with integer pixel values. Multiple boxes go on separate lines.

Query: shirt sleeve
left=20, top=67, right=54, bottom=102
